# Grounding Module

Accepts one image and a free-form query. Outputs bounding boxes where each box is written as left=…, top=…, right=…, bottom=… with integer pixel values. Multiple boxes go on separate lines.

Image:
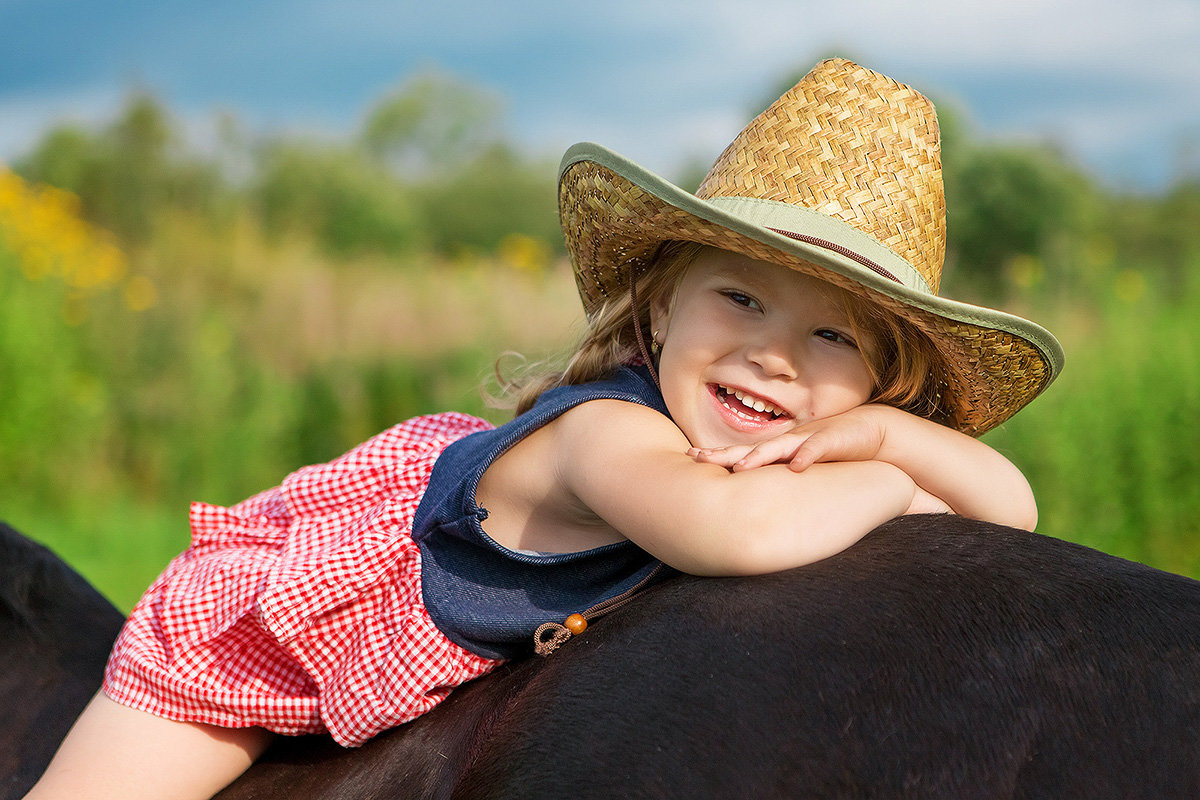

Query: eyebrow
left=707, top=264, right=774, bottom=287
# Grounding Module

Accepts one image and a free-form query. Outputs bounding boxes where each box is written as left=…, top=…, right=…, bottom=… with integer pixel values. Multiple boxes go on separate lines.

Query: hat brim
left=559, top=142, right=1065, bottom=436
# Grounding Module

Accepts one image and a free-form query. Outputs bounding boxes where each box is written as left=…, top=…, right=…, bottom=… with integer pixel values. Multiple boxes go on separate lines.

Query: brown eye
left=721, top=290, right=763, bottom=311
left=815, top=328, right=858, bottom=349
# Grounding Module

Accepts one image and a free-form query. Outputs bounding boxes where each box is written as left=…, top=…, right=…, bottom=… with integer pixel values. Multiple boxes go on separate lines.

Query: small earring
left=651, top=329, right=662, bottom=355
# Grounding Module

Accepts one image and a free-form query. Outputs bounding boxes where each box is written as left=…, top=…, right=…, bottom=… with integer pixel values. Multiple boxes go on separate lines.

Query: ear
left=649, top=292, right=672, bottom=343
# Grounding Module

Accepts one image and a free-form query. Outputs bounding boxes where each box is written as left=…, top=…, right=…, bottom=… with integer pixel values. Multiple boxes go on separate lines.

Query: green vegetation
left=3, top=70, right=1200, bottom=610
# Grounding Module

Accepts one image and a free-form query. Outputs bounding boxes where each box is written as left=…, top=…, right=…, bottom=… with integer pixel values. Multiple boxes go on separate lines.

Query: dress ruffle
left=103, top=412, right=502, bottom=746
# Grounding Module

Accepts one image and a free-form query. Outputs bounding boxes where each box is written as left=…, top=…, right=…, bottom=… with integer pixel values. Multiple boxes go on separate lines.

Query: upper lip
left=712, top=382, right=793, bottom=419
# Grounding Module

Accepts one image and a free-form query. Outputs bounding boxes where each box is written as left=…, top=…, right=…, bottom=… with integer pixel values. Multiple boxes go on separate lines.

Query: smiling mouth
left=714, top=384, right=789, bottom=422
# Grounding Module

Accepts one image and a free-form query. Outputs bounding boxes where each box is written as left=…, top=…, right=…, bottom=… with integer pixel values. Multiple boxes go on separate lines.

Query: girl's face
left=650, top=247, right=876, bottom=449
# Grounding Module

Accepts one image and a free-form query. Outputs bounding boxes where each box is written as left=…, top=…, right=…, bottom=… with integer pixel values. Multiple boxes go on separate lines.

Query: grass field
left=4, top=169, right=1200, bottom=610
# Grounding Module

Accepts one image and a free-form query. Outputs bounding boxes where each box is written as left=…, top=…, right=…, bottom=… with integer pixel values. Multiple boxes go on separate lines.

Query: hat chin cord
left=629, top=273, right=662, bottom=393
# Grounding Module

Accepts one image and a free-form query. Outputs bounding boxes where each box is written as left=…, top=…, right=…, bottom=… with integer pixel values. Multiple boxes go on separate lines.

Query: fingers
left=687, top=409, right=885, bottom=473
left=687, top=444, right=756, bottom=468
left=689, top=433, right=812, bottom=472
left=784, top=437, right=824, bottom=472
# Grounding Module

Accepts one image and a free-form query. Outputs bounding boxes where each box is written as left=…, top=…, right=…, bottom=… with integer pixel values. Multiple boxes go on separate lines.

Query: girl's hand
left=687, top=405, right=888, bottom=473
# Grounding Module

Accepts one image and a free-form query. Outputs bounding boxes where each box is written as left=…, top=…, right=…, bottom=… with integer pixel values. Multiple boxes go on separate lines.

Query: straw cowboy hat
left=557, top=57, right=1063, bottom=435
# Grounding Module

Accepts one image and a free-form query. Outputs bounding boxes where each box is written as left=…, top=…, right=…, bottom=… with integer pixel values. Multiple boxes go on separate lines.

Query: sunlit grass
left=4, top=498, right=186, bottom=613
left=982, top=268, right=1200, bottom=576
left=2, top=208, right=583, bottom=608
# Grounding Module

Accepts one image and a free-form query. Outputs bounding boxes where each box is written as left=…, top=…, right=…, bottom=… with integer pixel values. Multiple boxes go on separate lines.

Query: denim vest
left=412, top=366, right=675, bottom=660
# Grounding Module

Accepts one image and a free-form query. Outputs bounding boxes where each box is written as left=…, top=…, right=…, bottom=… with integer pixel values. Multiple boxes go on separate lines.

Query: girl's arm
left=691, top=404, right=1037, bottom=531
left=551, top=400, right=920, bottom=577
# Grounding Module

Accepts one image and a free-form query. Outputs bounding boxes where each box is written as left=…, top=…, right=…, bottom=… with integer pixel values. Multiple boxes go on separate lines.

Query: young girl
left=27, top=58, right=1062, bottom=799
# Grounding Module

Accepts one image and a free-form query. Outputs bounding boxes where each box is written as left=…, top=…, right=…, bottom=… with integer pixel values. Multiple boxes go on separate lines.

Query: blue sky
left=2, top=0, right=1199, bottom=190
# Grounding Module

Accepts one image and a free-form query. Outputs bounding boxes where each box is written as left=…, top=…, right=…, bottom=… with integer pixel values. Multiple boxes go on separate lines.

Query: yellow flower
left=498, top=233, right=550, bottom=273
left=1, top=165, right=142, bottom=314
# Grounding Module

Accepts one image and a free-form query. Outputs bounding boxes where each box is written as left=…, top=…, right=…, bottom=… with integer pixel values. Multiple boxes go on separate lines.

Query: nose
left=745, top=333, right=800, bottom=380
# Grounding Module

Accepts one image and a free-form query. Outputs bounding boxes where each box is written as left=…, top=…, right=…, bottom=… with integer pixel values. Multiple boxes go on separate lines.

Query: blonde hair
left=496, top=241, right=704, bottom=415
left=496, top=241, right=952, bottom=424
left=842, top=296, right=952, bottom=424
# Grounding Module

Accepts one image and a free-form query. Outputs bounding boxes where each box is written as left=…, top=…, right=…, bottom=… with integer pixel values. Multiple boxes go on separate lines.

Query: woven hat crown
left=696, top=58, right=947, bottom=293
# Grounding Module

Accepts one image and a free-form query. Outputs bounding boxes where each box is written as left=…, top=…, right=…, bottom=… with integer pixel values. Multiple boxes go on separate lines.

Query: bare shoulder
left=553, top=397, right=688, bottom=451
left=475, top=398, right=684, bottom=554
left=544, top=398, right=695, bottom=513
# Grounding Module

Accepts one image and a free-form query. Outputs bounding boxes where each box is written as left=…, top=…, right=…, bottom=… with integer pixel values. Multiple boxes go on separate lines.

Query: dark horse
left=4, top=515, right=1200, bottom=800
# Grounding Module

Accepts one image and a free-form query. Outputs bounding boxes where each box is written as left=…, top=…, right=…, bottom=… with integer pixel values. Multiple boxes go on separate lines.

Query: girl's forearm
left=873, top=407, right=1037, bottom=530
left=561, top=402, right=919, bottom=580
left=674, top=460, right=916, bottom=576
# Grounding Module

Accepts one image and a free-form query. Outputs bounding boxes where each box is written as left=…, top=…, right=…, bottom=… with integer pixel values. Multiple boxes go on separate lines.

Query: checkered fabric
left=103, top=412, right=502, bottom=747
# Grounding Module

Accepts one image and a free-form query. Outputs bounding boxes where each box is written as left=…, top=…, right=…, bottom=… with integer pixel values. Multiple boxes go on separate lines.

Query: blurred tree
left=254, top=141, right=427, bottom=257
left=1104, top=180, right=1200, bottom=297
left=360, top=72, right=503, bottom=177
left=251, top=71, right=558, bottom=258
left=17, top=92, right=230, bottom=246
left=1158, top=181, right=1200, bottom=285
left=105, top=94, right=171, bottom=241
left=18, top=125, right=93, bottom=194
left=419, top=143, right=559, bottom=256
left=14, top=74, right=565, bottom=261
left=943, top=143, right=1095, bottom=301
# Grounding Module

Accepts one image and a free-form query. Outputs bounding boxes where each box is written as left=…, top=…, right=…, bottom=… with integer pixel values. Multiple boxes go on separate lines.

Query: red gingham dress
left=103, top=412, right=502, bottom=747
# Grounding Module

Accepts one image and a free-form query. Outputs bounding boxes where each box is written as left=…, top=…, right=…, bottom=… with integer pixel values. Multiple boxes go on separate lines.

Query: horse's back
left=5, top=515, right=1200, bottom=799
left=453, top=516, right=1200, bottom=798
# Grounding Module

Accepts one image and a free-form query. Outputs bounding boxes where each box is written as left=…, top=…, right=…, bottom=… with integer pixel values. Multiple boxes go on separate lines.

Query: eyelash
left=815, top=328, right=859, bottom=349
left=720, top=289, right=762, bottom=311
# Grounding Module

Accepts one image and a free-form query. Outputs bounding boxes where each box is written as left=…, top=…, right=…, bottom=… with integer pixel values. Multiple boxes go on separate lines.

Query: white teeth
left=721, top=385, right=781, bottom=417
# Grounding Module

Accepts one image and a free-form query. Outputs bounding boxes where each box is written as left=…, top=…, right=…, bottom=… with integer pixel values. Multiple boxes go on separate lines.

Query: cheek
left=849, top=358, right=876, bottom=401
left=656, top=347, right=698, bottom=409
left=822, top=356, right=876, bottom=411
